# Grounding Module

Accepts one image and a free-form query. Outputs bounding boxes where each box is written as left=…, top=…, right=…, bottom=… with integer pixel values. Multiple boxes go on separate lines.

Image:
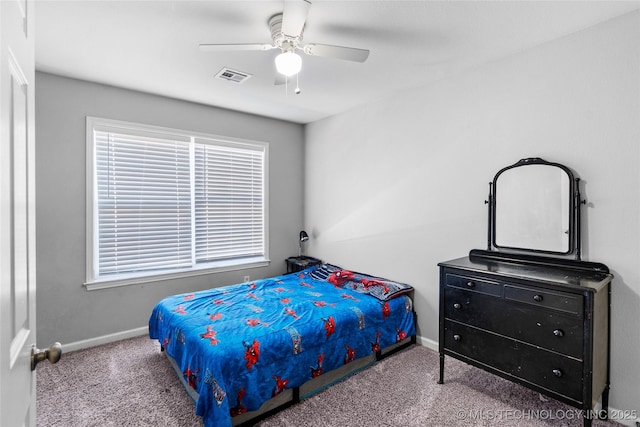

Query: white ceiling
left=35, top=1, right=640, bottom=124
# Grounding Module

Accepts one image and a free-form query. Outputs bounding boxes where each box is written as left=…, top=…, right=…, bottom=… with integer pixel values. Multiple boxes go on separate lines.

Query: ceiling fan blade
left=199, top=43, right=274, bottom=52
left=282, top=0, right=311, bottom=37
left=303, top=43, right=370, bottom=62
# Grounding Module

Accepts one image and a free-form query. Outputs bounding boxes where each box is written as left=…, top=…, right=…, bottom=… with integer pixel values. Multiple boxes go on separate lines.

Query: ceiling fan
left=199, top=0, right=370, bottom=79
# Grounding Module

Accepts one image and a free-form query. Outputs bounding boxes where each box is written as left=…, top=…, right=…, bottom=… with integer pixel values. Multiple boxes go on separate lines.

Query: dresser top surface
left=439, top=252, right=612, bottom=292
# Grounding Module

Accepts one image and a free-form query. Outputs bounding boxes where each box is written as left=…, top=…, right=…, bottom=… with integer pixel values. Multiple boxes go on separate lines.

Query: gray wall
left=305, top=11, right=639, bottom=418
left=35, top=72, right=305, bottom=347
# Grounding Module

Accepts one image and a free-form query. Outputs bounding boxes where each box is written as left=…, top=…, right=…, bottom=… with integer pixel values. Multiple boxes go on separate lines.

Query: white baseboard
left=604, top=412, right=639, bottom=427
left=62, top=326, right=149, bottom=353
left=593, top=402, right=639, bottom=427
left=65, top=331, right=435, bottom=354
left=616, top=416, right=639, bottom=427
left=417, top=334, right=438, bottom=352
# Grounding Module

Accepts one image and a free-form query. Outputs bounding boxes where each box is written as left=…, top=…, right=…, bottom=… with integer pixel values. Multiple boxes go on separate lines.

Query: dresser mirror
left=489, top=157, right=580, bottom=259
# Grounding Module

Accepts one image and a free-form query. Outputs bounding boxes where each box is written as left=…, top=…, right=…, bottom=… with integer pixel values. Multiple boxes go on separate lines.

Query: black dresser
left=438, top=249, right=612, bottom=426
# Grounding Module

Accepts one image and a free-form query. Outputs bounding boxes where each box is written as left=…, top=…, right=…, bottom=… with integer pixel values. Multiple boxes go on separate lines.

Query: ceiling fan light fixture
left=275, top=51, right=302, bottom=76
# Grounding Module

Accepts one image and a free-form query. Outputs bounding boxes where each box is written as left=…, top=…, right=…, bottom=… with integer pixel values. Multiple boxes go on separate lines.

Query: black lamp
left=299, top=230, right=309, bottom=258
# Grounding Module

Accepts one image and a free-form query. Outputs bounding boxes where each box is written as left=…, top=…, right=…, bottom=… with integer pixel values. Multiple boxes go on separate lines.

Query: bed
left=148, top=263, right=416, bottom=427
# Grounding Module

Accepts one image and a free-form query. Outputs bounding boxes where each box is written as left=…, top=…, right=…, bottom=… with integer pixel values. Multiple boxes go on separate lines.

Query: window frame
left=84, top=117, right=269, bottom=290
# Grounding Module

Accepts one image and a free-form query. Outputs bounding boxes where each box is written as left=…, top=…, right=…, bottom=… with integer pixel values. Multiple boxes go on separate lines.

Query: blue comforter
left=149, top=264, right=415, bottom=426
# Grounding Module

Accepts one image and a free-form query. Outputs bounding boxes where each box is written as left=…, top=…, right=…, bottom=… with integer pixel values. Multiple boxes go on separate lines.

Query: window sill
left=83, top=258, right=270, bottom=291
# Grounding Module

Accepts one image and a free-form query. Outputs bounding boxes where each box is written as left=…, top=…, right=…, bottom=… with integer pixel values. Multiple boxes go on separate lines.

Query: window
left=85, top=117, right=268, bottom=289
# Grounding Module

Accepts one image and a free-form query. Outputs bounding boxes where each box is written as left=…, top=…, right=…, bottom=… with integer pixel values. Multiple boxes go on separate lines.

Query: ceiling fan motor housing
left=269, top=13, right=304, bottom=50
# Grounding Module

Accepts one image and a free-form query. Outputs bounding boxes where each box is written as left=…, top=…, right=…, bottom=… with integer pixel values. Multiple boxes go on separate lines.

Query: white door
left=1, top=0, right=38, bottom=426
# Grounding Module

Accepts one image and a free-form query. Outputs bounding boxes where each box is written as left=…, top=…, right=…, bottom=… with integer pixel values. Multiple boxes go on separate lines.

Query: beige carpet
left=37, top=335, right=620, bottom=427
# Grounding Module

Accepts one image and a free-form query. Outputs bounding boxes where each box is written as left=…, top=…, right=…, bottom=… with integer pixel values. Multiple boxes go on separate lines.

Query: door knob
left=31, top=342, right=62, bottom=371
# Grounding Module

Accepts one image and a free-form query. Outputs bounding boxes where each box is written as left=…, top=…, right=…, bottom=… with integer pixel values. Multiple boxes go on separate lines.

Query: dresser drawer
left=504, top=285, right=583, bottom=315
left=445, top=273, right=501, bottom=297
left=444, top=320, right=583, bottom=402
left=444, top=288, right=583, bottom=358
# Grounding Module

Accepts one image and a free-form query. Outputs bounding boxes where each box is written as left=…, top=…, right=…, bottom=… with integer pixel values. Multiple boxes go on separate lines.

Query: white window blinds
left=88, top=118, right=267, bottom=283
left=194, top=140, right=264, bottom=263
left=95, top=131, right=193, bottom=276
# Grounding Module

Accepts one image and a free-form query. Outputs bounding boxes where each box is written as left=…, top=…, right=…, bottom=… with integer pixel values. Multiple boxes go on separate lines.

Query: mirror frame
left=488, top=157, right=582, bottom=259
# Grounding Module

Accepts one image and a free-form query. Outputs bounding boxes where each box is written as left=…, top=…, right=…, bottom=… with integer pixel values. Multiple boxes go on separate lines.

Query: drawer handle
left=453, top=303, right=461, bottom=310
left=533, top=294, right=544, bottom=302
left=466, top=281, right=475, bottom=288
left=453, top=334, right=461, bottom=342
left=553, top=329, right=564, bottom=337
left=552, top=369, right=563, bottom=378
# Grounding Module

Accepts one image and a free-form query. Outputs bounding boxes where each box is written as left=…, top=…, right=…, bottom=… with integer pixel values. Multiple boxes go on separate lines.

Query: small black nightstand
left=285, top=256, right=322, bottom=274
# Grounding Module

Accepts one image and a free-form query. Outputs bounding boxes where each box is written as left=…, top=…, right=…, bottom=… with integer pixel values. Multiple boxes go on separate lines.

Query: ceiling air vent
left=215, top=67, right=252, bottom=84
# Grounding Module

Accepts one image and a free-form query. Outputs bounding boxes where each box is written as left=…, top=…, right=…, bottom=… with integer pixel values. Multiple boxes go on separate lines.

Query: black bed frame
left=162, top=333, right=418, bottom=426
left=234, top=333, right=417, bottom=427
left=159, top=308, right=418, bottom=426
